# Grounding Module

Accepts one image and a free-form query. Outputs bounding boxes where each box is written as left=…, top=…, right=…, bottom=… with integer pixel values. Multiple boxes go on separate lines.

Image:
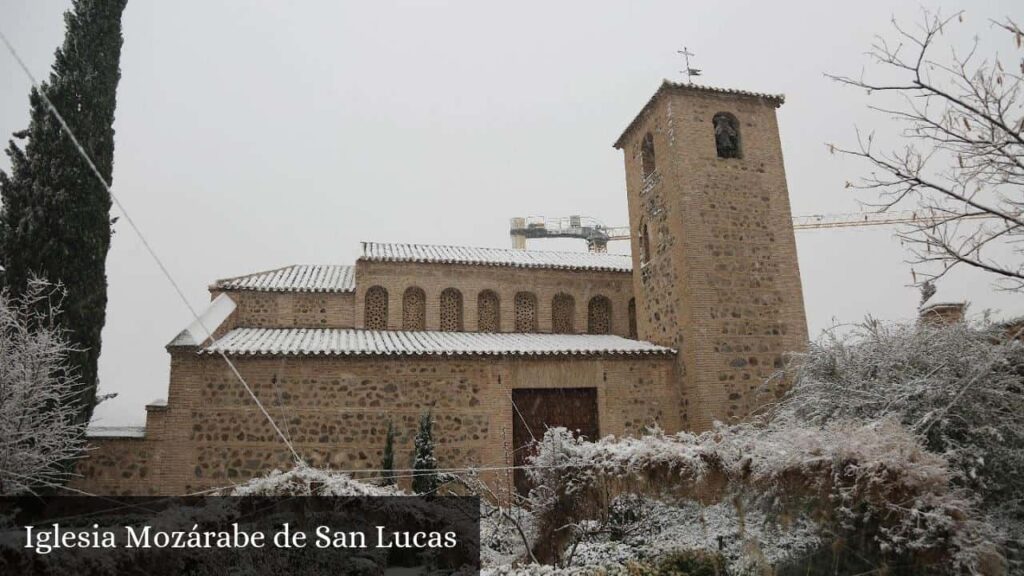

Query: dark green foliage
left=412, top=410, right=438, bottom=495
left=381, top=420, right=396, bottom=486
left=0, top=0, right=127, bottom=428
left=627, top=550, right=724, bottom=576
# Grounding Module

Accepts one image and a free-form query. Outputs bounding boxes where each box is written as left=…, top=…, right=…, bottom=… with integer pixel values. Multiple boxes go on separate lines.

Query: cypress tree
left=381, top=420, right=396, bottom=486
left=0, top=0, right=128, bottom=428
left=412, top=410, right=438, bottom=495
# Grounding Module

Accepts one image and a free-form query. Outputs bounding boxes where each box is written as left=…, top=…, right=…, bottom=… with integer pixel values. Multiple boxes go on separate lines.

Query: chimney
left=918, top=302, right=966, bottom=326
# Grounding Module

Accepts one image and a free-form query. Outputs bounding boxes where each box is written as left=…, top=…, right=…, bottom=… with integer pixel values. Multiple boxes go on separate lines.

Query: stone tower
left=614, top=81, right=808, bottom=431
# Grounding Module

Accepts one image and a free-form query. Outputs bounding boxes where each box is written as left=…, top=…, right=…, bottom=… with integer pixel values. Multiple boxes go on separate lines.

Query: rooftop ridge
left=362, top=240, right=634, bottom=258
left=614, top=79, right=786, bottom=149
left=360, top=241, right=632, bottom=273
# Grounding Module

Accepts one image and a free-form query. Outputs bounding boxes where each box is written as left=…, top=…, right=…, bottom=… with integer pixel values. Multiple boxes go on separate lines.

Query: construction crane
left=510, top=211, right=994, bottom=252
left=509, top=216, right=630, bottom=253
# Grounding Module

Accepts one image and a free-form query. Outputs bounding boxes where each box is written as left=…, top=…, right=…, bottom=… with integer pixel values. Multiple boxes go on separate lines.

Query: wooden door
left=511, top=388, right=599, bottom=497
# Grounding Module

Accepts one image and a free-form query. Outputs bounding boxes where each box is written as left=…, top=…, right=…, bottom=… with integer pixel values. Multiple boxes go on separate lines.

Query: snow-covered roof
left=86, top=425, right=146, bottom=439
left=361, top=242, right=632, bottom=273
left=146, top=398, right=168, bottom=410
left=202, top=328, right=675, bottom=358
left=168, top=292, right=237, bottom=347
left=614, top=80, right=785, bottom=149
left=919, top=301, right=967, bottom=313
left=213, top=264, right=355, bottom=293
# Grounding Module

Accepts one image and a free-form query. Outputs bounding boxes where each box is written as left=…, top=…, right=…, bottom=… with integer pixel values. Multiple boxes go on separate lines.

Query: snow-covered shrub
left=492, top=319, right=1019, bottom=574
left=526, top=420, right=1000, bottom=574
left=225, top=465, right=404, bottom=497
left=774, top=318, right=1024, bottom=558
left=480, top=499, right=536, bottom=569
left=0, top=279, right=86, bottom=495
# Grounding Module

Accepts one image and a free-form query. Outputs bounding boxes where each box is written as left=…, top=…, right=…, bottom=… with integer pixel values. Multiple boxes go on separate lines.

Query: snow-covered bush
left=774, top=318, right=1024, bottom=557
left=0, top=279, right=86, bottom=495
left=514, top=318, right=1021, bottom=574
left=525, top=420, right=1001, bottom=574
left=225, top=465, right=404, bottom=497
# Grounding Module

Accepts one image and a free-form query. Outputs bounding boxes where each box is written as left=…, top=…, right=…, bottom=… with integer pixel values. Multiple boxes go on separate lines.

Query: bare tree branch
left=831, top=9, right=1024, bottom=291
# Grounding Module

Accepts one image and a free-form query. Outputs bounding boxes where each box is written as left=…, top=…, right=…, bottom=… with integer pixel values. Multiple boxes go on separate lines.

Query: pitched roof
left=213, top=264, right=355, bottom=293
left=168, top=293, right=237, bottom=347
left=614, top=80, right=785, bottom=149
left=202, top=328, right=674, bottom=358
left=361, top=242, right=632, bottom=273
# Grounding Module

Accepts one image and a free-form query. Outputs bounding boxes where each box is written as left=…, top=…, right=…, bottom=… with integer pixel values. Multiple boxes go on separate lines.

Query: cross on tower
left=677, top=47, right=701, bottom=83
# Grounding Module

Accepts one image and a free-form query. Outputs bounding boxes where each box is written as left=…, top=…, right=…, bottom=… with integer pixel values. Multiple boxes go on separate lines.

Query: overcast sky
left=2, top=0, right=1021, bottom=427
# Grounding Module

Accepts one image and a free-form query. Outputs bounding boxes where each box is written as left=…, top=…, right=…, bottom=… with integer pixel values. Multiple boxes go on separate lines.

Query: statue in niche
left=713, top=113, right=741, bottom=159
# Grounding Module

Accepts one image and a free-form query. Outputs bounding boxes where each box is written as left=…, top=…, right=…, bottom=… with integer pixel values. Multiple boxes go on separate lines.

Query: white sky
left=1, top=1, right=1021, bottom=427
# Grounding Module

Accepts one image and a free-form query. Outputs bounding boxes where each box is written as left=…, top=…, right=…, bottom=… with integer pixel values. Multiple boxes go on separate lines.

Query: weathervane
left=677, top=47, right=701, bottom=84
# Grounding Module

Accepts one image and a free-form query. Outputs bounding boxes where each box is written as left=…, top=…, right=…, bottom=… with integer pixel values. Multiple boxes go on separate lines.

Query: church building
left=73, top=81, right=808, bottom=496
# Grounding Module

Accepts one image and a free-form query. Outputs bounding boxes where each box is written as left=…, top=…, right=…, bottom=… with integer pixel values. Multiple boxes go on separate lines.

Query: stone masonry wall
left=354, top=261, right=635, bottom=337
left=210, top=289, right=355, bottom=328
left=72, top=351, right=678, bottom=497
left=620, top=87, right=808, bottom=431
left=72, top=438, right=161, bottom=496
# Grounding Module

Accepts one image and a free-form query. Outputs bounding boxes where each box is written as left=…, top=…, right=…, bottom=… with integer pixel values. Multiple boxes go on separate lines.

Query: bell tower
left=614, top=81, right=808, bottom=431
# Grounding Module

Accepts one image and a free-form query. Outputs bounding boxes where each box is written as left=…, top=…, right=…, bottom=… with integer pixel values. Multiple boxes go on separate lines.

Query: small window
left=641, top=132, right=656, bottom=177
left=364, top=286, right=389, bottom=330
left=478, top=290, right=500, bottom=332
left=638, top=218, right=651, bottom=264
left=402, top=286, right=426, bottom=330
left=628, top=298, right=637, bottom=339
left=713, top=112, right=741, bottom=159
left=552, top=293, right=575, bottom=334
left=440, top=288, right=464, bottom=332
left=587, top=296, right=612, bottom=335
left=514, top=292, right=538, bottom=332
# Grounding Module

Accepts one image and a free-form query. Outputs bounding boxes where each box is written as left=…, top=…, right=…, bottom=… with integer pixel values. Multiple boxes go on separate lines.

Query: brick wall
left=211, top=289, right=355, bottom=328
left=72, top=351, right=677, bottom=496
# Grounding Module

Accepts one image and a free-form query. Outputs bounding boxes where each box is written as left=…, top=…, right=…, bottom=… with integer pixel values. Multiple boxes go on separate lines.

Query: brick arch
left=587, top=295, right=612, bottom=335
left=514, top=292, right=538, bottom=332
left=402, top=286, right=426, bottom=330
left=439, top=288, right=464, bottom=332
left=364, top=285, right=388, bottom=330
left=478, top=290, right=500, bottom=332
left=551, top=293, right=575, bottom=334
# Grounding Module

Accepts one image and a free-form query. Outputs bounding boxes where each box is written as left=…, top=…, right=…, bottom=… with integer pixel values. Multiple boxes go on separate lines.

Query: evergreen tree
left=381, top=420, right=396, bottom=486
left=412, top=410, right=438, bottom=495
left=0, top=0, right=128, bottom=428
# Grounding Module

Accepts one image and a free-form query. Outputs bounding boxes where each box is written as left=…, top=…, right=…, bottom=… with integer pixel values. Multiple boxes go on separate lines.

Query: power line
left=0, top=28, right=303, bottom=466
